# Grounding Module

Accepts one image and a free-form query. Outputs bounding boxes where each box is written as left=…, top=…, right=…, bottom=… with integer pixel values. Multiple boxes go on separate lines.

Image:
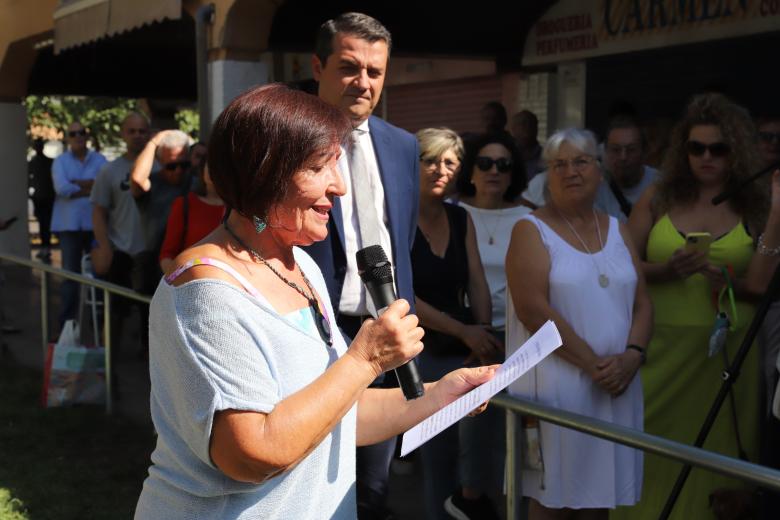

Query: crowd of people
left=23, top=9, right=780, bottom=520
left=30, top=114, right=225, bottom=357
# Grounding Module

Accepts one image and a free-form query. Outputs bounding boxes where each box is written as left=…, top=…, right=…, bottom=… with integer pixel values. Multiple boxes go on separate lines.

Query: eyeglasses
left=421, top=156, right=460, bottom=172
left=68, top=129, right=87, bottom=137
left=475, top=156, right=512, bottom=173
left=549, top=156, right=597, bottom=174
left=759, top=131, right=780, bottom=144
left=164, top=160, right=191, bottom=171
left=686, top=140, right=730, bottom=157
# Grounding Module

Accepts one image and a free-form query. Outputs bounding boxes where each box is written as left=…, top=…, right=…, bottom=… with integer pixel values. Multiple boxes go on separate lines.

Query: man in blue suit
left=307, top=12, right=419, bottom=520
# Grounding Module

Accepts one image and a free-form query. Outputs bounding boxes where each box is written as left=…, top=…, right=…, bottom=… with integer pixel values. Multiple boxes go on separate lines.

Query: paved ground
left=0, top=245, right=433, bottom=520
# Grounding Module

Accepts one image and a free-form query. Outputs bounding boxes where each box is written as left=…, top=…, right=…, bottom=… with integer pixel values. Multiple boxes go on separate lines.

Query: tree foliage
left=24, top=95, right=141, bottom=150
left=174, top=107, right=200, bottom=139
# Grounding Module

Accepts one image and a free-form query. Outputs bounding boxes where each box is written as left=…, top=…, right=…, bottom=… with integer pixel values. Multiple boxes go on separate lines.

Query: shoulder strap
left=164, top=257, right=260, bottom=298
left=608, top=178, right=633, bottom=218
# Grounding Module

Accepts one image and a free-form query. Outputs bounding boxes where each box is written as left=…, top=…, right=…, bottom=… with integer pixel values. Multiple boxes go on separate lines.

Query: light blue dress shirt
left=51, top=149, right=107, bottom=232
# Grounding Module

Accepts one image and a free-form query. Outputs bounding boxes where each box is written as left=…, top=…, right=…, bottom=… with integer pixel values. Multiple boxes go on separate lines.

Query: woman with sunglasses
left=617, top=93, right=780, bottom=519
left=134, top=85, right=498, bottom=520
left=410, top=128, right=502, bottom=519
left=506, top=127, right=652, bottom=519
left=158, top=161, right=225, bottom=276
left=456, top=133, right=530, bottom=339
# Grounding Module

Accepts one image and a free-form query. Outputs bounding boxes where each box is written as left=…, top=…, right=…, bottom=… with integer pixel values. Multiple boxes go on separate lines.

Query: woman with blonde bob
left=506, top=127, right=652, bottom=519
left=411, top=127, right=503, bottom=519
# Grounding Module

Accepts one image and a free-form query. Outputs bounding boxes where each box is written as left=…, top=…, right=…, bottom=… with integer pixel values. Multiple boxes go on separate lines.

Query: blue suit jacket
left=304, top=115, right=420, bottom=313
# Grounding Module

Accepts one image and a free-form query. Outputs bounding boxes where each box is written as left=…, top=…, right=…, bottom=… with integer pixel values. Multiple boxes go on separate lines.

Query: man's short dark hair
left=605, top=114, right=647, bottom=150
left=208, top=83, right=351, bottom=219
left=315, top=12, right=392, bottom=67
left=482, top=101, right=508, bottom=131
left=513, top=110, right=538, bottom=131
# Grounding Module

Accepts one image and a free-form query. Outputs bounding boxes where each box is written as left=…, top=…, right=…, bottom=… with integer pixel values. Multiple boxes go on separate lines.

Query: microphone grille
left=356, top=245, right=393, bottom=281
left=356, top=245, right=388, bottom=272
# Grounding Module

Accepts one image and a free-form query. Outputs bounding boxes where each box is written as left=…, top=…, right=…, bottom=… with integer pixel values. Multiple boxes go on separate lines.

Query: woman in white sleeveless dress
left=505, top=128, right=653, bottom=519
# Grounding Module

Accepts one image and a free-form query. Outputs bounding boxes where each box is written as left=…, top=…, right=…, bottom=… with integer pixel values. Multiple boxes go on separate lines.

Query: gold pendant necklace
left=476, top=207, right=505, bottom=246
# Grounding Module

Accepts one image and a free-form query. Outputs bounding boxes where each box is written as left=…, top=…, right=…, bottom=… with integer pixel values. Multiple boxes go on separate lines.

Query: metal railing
left=4, top=250, right=780, bottom=519
left=0, top=251, right=151, bottom=414
left=491, top=393, right=780, bottom=519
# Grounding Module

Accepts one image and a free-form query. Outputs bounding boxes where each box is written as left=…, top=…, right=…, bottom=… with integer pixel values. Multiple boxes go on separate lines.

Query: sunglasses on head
left=686, top=140, right=730, bottom=158
left=475, top=156, right=512, bottom=173
left=164, top=160, right=191, bottom=171
left=68, top=129, right=87, bottom=137
left=759, top=131, right=780, bottom=144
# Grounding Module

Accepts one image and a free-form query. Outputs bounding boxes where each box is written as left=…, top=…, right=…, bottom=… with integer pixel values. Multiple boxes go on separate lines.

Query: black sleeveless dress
left=411, top=202, right=473, bottom=359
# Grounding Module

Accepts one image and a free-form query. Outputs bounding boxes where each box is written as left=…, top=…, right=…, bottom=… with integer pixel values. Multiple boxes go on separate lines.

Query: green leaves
left=24, top=95, right=140, bottom=150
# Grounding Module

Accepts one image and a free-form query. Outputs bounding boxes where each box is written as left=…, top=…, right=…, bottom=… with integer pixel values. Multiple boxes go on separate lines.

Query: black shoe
left=444, top=490, right=499, bottom=520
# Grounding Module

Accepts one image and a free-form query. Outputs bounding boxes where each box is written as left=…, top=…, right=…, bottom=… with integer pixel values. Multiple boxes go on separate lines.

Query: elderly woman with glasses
left=613, top=93, right=780, bottom=520
left=505, top=127, right=652, bottom=519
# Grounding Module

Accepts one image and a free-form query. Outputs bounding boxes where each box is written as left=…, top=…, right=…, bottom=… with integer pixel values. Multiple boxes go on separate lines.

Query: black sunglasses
left=164, top=160, right=191, bottom=171
left=759, top=131, right=780, bottom=144
left=686, top=140, right=730, bottom=158
left=475, top=156, right=512, bottom=173
left=68, top=129, right=87, bottom=137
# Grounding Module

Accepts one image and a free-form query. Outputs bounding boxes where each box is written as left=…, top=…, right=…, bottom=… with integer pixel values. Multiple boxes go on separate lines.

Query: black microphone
left=712, top=160, right=780, bottom=205
left=356, top=245, right=425, bottom=400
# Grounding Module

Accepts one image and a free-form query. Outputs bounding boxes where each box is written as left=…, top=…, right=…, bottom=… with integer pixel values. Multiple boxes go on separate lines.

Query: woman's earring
left=252, top=216, right=267, bottom=234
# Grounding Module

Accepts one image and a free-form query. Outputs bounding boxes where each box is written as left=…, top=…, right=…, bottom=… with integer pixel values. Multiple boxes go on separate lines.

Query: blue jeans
left=418, top=351, right=506, bottom=519
left=57, top=230, right=93, bottom=327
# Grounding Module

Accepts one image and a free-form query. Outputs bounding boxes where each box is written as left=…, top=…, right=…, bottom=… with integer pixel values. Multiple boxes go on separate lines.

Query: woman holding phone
left=617, top=93, right=780, bottom=519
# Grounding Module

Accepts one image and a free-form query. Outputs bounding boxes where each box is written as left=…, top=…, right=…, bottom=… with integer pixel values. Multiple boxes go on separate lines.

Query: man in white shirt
left=305, top=12, right=420, bottom=520
left=594, top=115, right=659, bottom=221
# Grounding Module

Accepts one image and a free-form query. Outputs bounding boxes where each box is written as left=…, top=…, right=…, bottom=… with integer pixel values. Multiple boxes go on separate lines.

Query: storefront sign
left=523, top=0, right=780, bottom=65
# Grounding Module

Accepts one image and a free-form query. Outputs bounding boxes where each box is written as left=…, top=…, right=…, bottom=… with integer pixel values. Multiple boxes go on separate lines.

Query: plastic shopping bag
left=41, top=320, right=106, bottom=407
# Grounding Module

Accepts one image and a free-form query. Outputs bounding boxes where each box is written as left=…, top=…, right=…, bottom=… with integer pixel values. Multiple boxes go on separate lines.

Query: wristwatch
left=626, top=344, right=646, bottom=365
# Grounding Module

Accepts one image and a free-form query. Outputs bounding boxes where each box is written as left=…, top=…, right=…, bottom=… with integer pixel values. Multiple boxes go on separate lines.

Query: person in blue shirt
left=51, top=120, right=107, bottom=326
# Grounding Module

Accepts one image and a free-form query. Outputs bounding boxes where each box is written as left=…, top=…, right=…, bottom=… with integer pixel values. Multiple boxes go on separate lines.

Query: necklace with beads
left=223, top=221, right=333, bottom=345
left=555, top=207, right=610, bottom=288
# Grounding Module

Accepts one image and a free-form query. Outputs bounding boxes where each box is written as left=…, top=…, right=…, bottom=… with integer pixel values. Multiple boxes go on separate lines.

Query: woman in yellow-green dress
left=614, top=93, right=780, bottom=520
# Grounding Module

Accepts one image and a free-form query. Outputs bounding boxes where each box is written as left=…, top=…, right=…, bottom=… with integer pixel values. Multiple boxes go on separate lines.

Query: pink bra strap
left=165, top=257, right=260, bottom=298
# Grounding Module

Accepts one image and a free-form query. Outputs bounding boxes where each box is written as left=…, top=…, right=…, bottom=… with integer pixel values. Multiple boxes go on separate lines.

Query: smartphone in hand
left=684, top=232, right=712, bottom=254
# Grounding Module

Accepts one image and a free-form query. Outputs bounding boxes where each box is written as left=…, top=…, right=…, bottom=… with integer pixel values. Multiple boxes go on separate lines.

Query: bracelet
left=757, top=233, right=780, bottom=257
left=626, top=344, right=646, bottom=365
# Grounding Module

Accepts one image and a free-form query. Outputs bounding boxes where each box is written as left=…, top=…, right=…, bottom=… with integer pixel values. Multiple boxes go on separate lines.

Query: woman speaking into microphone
left=134, top=84, right=495, bottom=520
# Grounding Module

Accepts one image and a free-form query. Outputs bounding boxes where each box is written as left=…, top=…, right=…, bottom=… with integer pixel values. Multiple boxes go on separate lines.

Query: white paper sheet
left=400, top=320, right=562, bottom=456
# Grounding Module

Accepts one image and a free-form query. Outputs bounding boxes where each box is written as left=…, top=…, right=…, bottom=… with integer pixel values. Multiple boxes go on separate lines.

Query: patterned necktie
left=349, top=128, right=382, bottom=315
left=349, top=128, right=382, bottom=249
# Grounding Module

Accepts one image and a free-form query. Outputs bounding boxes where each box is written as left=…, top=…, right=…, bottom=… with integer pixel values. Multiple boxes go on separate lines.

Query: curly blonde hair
left=654, top=93, right=768, bottom=233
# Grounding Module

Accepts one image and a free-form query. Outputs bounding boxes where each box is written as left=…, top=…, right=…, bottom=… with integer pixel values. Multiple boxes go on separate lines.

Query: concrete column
left=208, top=54, right=271, bottom=123
left=555, top=61, right=587, bottom=129
left=0, top=102, right=31, bottom=258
